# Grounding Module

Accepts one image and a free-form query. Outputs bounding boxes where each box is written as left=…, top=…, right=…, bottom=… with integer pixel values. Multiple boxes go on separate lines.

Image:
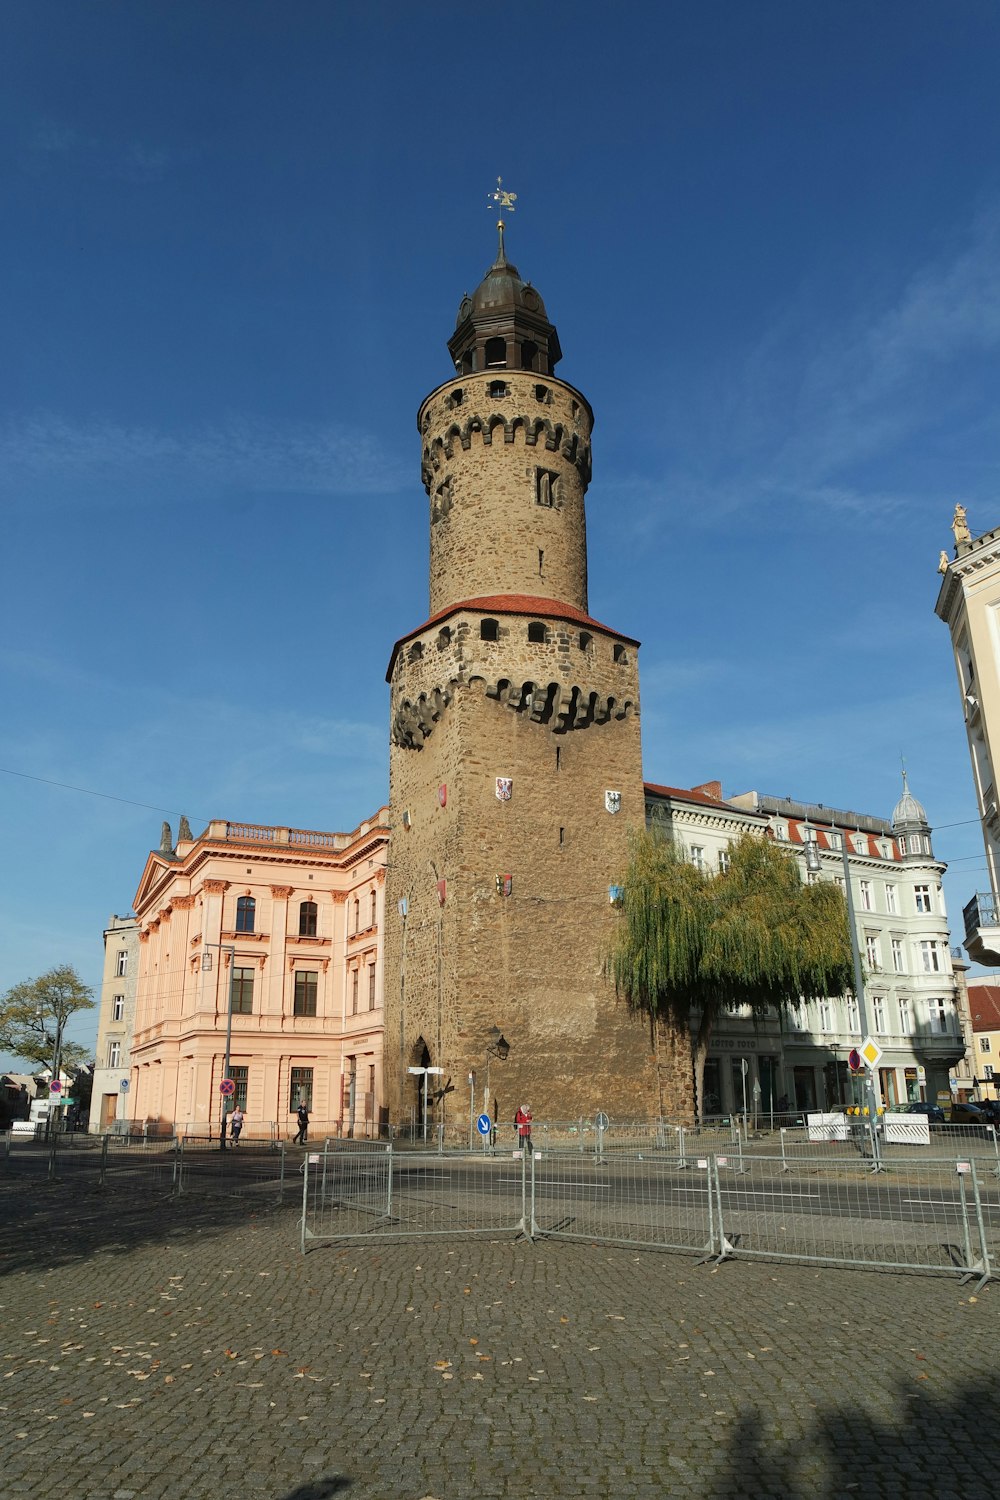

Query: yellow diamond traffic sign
left=860, top=1036, right=883, bottom=1069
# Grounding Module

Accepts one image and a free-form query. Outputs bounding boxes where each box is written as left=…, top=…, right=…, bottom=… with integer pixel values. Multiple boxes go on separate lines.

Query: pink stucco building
left=129, top=811, right=389, bottom=1138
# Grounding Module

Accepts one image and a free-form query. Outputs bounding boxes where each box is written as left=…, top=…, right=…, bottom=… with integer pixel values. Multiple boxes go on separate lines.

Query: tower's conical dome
left=892, top=770, right=929, bottom=832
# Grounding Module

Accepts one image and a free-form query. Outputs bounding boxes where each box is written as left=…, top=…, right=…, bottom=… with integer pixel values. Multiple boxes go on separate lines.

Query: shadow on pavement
left=280, top=1481, right=352, bottom=1500
left=705, top=1374, right=1000, bottom=1497
left=0, top=1175, right=293, bottom=1277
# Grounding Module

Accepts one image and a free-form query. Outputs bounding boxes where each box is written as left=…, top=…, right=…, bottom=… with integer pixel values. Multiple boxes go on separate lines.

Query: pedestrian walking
left=229, top=1106, right=244, bottom=1145
left=514, top=1103, right=533, bottom=1153
left=293, top=1102, right=310, bottom=1144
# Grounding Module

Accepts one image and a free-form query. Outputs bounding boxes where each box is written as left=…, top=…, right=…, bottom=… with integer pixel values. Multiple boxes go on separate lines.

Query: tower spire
left=489, top=175, right=517, bottom=265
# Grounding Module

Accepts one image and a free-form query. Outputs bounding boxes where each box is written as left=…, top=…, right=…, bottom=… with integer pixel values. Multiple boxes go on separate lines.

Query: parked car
left=949, top=1099, right=992, bottom=1126
left=972, top=1098, right=1000, bottom=1126
left=904, top=1101, right=946, bottom=1124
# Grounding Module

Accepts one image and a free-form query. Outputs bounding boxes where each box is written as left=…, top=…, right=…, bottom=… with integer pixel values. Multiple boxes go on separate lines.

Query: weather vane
left=489, top=175, right=517, bottom=258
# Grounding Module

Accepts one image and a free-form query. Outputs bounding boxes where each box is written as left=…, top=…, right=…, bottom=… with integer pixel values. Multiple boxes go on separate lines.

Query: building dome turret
left=892, top=770, right=929, bottom=833
left=448, top=238, right=562, bottom=378
left=892, top=770, right=933, bottom=857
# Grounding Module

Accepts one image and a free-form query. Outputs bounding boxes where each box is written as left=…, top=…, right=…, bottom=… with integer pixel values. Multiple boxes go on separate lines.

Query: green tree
left=0, top=965, right=95, bottom=1077
left=606, top=830, right=853, bottom=1121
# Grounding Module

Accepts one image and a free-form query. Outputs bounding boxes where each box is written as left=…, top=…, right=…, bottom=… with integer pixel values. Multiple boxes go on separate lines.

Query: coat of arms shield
left=496, top=777, right=513, bottom=801
left=605, top=789, right=622, bottom=814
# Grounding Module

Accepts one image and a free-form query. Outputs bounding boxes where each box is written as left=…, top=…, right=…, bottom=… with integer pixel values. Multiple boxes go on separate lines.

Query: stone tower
left=383, top=225, right=690, bottom=1132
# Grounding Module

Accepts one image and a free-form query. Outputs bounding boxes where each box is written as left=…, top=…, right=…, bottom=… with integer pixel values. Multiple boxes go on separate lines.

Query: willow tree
left=606, top=829, right=853, bottom=1121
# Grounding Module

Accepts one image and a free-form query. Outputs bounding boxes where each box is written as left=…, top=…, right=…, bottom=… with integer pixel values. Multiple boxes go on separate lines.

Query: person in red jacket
left=515, top=1104, right=533, bottom=1153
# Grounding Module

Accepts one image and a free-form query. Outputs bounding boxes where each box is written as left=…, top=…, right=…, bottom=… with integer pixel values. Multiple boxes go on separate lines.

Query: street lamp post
left=408, top=1065, right=445, bottom=1144
left=804, top=829, right=883, bottom=1168
left=483, top=1025, right=510, bottom=1151
left=201, top=944, right=236, bottom=1150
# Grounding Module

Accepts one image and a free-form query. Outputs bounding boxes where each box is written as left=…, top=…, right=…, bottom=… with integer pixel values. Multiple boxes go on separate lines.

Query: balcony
left=963, top=891, right=1000, bottom=966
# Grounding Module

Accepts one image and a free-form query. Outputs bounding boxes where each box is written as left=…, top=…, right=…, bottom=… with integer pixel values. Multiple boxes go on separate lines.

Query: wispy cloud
left=25, top=117, right=186, bottom=182
left=0, top=413, right=409, bottom=508
left=625, top=206, right=1000, bottom=532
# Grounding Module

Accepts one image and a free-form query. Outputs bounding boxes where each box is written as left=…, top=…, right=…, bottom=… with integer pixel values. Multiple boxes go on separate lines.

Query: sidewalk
left=0, top=1177, right=995, bottom=1499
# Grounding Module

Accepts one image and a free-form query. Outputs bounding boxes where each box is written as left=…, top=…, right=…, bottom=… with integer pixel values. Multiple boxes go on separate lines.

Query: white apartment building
left=936, top=509, right=1000, bottom=964
left=90, top=913, right=140, bottom=1132
left=644, top=777, right=965, bottom=1116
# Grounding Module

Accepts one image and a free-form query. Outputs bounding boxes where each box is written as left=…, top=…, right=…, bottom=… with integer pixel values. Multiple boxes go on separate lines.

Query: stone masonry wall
left=419, top=372, right=592, bottom=615
left=384, top=609, right=693, bottom=1129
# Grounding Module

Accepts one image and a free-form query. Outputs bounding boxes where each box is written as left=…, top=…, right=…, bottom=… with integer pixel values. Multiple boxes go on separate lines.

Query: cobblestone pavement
left=1, top=1177, right=997, bottom=1499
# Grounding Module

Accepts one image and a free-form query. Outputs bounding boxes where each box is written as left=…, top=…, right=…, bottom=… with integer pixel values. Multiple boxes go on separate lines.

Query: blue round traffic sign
left=476, top=1113, right=492, bottom=1135
left=220, top=1079, right=236, bottom=1096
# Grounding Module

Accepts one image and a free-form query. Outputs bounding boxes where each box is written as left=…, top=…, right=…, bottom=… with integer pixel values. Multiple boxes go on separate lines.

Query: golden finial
left=488, top=175, right=517, bottom=261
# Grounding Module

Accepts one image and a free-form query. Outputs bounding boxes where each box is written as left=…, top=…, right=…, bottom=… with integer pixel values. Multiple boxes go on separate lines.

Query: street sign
left=220, top=1079, right=236, bottom=1096
left=120, top=1079, right=130, bottom=1092
left=860, top=1037, right=882, bottom=1070
left=49, top=1080, right=62, bottom=1093
left=595, top=1111, right=610, bottom=1130
left=848, top=1048, right=861, bottom=1072
left=476, top=1113, right=492, bottom=1136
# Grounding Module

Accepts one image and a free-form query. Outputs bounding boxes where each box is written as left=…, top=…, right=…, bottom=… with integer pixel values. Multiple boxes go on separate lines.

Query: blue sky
left=3, top=0, right=1000, bottom=1066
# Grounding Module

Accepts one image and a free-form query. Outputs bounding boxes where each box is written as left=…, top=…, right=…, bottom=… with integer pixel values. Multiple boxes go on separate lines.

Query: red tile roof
left=643, top=781, right=766, bottom=817
left=386, top=595, right=639, bottom=679
left=967, top=984, right=1000, bottom=1033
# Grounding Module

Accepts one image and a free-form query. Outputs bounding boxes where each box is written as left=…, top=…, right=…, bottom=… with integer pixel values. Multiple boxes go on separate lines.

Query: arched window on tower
left=235, top=896, right=255, bottom=933
left=579, top=631, right=592, bottom=651
left=437, top=626, right=452, bottom=650
left=298, top=900, right=317, bottom=937
left=484, top=337, right=507, bottom=369
left=528, top=621, right=547, bottom=644
left=520, top=340, right=539, bottom=371
left=613, top=643, right=628, bottom=664
left=480, top=618, right=499, bottom=641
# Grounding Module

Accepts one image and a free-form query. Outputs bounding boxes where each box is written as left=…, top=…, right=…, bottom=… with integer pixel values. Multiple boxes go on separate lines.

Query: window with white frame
left=985, top=1064, right=996, bottom=1080
left=690, top=846, right=704, bottom=871
left=772, top=823, right=786, bottom=841
left=828, top=830, right=843, bottom=850
left=898, top=996, right=912, bottom=1034
left=853, top=833, right=868, bottom=854
left=928, top=998, right=948, bottom=1034
left=884, top=884, right=897, bottom=914
left=872, top=996, right=885, bottom=1032
left=860, top=880, right=873, bottom=911
left=718, top=849, right=730, bottom=873
left=891, top=938, right=904, bottom=974
left=919, top=940, right=941, bottom=973
left=846, top=997, right=859, bottom=1032
left=803, top=827, right=817, bottom=844
left=108, top=1041, right=121, bottom=1069
left=865, top=934, right=880, bottom=970
left=116, top=950, right=128, bottom=977
left=980, top=1036, right=992, bottom=1053
left=819, top=999, right=833, bottom=1031
left=112, top=994, right=125, bottom=1022
left=914, top=885, right=932, bottom=914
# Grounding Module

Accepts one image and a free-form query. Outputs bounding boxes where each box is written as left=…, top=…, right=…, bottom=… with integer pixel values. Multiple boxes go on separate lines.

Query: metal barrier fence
left=301, top=1146, right=529, bottom=1251
left=300, top=1144, right=996, bottom=1289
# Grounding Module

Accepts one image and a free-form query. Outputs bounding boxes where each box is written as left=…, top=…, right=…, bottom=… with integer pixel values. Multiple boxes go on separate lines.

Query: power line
left=1, top=767, right=201, bottom=822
